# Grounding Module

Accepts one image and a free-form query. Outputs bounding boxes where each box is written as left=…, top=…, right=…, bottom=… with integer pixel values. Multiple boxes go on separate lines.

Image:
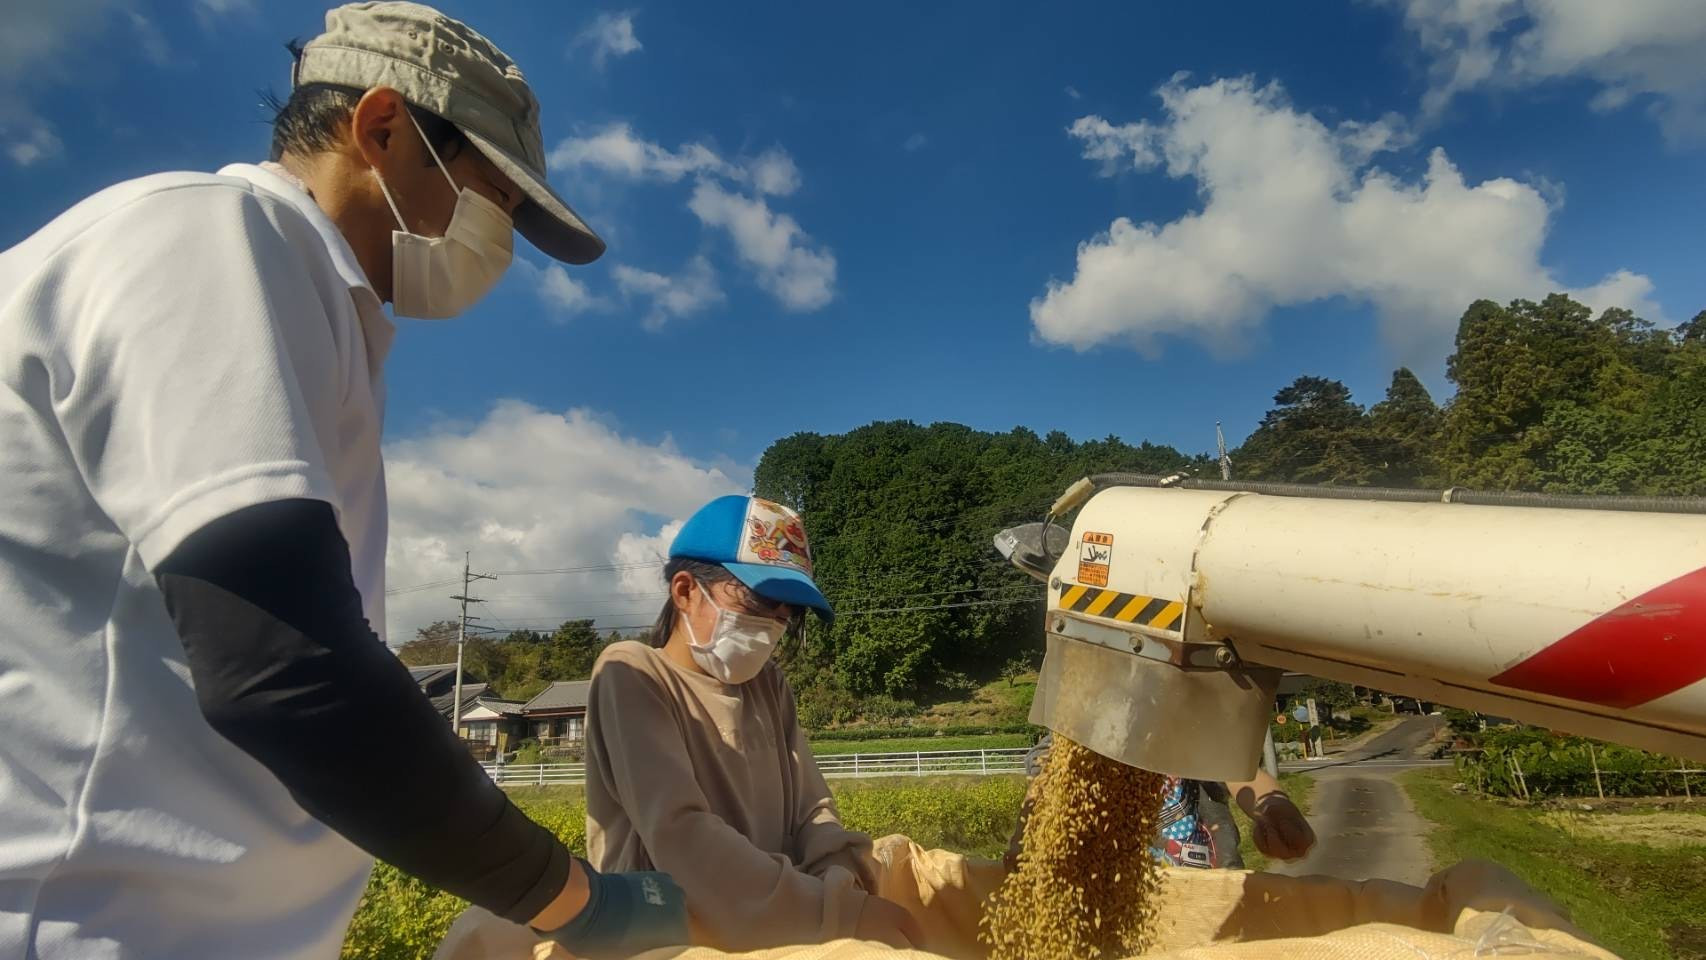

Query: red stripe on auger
left=1491, top=565, right=1706, bottom=709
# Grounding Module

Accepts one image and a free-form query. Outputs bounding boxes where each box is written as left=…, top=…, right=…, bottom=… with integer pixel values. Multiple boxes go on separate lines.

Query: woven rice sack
left=432, top=836, right=1619, bottom=960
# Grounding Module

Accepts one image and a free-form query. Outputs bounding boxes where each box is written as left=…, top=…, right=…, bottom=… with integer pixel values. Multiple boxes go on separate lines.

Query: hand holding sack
left=536, top=860, right=690, bottom=959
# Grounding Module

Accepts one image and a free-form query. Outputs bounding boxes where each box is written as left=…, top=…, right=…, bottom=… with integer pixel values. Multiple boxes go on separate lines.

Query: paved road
left=1268, top=714, right=1445, bottom=886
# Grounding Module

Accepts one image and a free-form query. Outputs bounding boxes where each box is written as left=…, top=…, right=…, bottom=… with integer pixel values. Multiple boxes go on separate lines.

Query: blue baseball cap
left=669, top=495, right=833, bottom=623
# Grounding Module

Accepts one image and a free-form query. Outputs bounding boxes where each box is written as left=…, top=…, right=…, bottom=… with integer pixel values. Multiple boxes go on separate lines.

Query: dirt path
left=1269, top=715, right=1444, bottom=886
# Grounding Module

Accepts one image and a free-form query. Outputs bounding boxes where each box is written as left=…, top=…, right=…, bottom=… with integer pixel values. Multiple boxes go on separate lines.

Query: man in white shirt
left=0, top=4, right=686, bottom=958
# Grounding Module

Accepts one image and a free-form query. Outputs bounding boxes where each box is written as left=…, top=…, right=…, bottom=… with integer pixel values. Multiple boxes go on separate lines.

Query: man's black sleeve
left=154, top=498, right=570, bottom=923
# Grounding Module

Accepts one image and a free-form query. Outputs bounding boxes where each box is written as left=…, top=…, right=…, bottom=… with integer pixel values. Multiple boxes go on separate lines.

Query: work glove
left=537, top=858, right=690, bottom=959
left=1250, top=792, right=1316, bottom=861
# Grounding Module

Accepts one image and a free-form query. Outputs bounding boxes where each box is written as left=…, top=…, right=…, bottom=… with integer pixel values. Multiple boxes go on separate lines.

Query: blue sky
left=5, top=1, right=1705, bottom=635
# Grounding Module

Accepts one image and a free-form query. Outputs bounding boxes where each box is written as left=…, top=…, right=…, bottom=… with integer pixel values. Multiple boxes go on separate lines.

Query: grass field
left=343, top=777, right=1030, bottom=959
left=809, top=732, right=1033, bottom=755
left=921, top=674, right=1037, bottom=727
left=1229, top=772, right=1314, bottom=872
left=1403, top=769, right=1706, bottom=960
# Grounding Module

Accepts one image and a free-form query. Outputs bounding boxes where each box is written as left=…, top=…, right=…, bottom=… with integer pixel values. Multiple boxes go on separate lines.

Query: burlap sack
left=432, top=836, right=1619, bottom=960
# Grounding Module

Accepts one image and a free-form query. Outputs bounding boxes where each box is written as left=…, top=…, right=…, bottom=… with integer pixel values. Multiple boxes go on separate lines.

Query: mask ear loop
left=404, top=107, right=461, bottom=194
left=373, top=173, right=408, bottom=232
left=680, top=579, right=715, bottom=649
left=373, top=108, right=464, bottom=233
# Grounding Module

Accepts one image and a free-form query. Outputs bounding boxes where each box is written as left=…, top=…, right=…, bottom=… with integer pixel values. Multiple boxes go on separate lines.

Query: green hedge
left=834, top=775, right=1026, bottom=860
left=342, top=779, right=1026, bottom=959
left=1455, top=728, right=1693, bottom=799
left=342, top=789, right=587, bottom=960
left=806, top=722, right=1040, bottom=743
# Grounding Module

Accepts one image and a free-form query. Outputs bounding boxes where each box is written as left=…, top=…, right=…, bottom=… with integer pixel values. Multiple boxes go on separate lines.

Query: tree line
left=396, top=619, right=648, bottom=703
left=401, top=294, right=1704, bottom=717
left=753, top=294, right=1705, bottom=718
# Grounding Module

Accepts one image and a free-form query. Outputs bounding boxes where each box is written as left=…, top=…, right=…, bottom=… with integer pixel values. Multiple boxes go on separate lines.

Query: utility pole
left=450, top=551, right=496, bottom=740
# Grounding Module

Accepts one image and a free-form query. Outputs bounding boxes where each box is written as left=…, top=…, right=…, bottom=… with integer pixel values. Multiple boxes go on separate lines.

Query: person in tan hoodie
left=585, top=495, right=925, bottom=952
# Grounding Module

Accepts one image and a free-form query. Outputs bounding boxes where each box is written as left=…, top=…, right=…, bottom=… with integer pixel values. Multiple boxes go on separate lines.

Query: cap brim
left=462, top=128, right=605, bottom=265
left=724, top=563, right=833, bottom=624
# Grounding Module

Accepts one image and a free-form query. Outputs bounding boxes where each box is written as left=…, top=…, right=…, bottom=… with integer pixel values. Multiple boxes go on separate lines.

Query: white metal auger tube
left=1004, top=480, right=1706, bottom=783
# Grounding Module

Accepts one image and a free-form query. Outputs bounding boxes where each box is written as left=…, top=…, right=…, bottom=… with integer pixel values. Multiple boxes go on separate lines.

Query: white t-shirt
left=0, top=163, right=394, bottom=959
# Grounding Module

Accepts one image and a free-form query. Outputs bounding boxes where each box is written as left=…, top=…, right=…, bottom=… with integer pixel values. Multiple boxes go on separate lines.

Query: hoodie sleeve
left=584, top=653, right=870, bottom=950
left=780, top=680, right=880, bottom=893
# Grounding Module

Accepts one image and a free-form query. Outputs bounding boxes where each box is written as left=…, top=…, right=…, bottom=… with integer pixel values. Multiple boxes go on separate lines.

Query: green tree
left=1367, top=367, right=1441, bottom=486
left=1234, top=376, right=1377, bottom=484
left=396, top=620, right=459, bottom=666
left=1678, top=310, right=1705, bottom=344
left=753, top=420, right=1197, bottom=698
left=544, top=619, right=605, bottom=681
left=1440, top=294, right=1668, bottom=492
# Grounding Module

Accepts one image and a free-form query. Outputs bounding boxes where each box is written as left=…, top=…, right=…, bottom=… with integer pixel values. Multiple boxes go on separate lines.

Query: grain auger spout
left=995, top=475, right=1706, bottom=782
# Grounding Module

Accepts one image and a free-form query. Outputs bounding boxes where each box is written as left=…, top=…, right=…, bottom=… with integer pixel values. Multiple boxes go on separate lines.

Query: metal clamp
left=1049, top=610, right=1233, bottom=670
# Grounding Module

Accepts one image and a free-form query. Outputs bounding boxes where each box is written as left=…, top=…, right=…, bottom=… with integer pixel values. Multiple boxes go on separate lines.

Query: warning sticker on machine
left=1077, top=531, right=1113, bottom=586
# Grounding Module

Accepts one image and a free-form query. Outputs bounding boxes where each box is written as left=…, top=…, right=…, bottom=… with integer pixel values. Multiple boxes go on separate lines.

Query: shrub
left=1442, top=708, right=1482, bottom=739
left=808, top=722, right=1039, bottom=742
left=341, top=791, right=586, bottom=960
left=796, top=682, right=860, bottom=729
left=858, top=694, right=920, bottom=725
left=833, top=776, right=1027, bottom=861
left=1456, top=728, right=1690, bottom=799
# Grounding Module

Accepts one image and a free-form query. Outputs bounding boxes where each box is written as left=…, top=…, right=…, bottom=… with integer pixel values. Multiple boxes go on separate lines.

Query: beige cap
left=295, top=1, right=603, bottom=264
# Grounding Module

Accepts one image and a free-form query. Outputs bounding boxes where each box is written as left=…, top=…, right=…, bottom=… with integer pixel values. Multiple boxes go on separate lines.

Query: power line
left=494, top=560, right=665, bottom=576
left=385, top=577, right=463, bottom=598
left=826, top=583, right=1038, bottom=604
left=832, top=596, right=1042, bottom=616
left=479, top=585, right=1037, bottom=626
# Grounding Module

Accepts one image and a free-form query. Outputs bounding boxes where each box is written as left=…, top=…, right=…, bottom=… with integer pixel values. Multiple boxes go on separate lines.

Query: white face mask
left=680, top=580, right=786, bottom=685
left=373, top=110, right=514, bottom=320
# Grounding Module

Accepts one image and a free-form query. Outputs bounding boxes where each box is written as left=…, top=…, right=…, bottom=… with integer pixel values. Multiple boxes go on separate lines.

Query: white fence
left=815, top=748, right=1030, bottom=779
left=484, top=762, right=588, bottom=786
left=482, top=747, right=1031, bottom=787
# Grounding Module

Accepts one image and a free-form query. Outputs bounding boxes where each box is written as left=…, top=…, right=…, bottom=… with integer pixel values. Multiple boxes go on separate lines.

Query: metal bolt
left=1050, top=577, right=1061, bottom=590
left=1214, top=646, right=1236, bottom=667
left=1053, top=618, right=1067, bottom=633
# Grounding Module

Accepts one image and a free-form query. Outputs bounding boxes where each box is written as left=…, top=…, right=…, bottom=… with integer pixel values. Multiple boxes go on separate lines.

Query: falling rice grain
left=980, top=737, right=1167, bottom=960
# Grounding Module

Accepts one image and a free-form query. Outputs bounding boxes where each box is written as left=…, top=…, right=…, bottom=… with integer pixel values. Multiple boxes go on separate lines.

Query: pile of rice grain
left=980, top=737, right=1168, bottom=960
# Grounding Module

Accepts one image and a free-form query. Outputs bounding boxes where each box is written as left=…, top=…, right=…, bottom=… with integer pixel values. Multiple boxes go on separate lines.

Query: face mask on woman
left=680, top=580, right=786, bottom=684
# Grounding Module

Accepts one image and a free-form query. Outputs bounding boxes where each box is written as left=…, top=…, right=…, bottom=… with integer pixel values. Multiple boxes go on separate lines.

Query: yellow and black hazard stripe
left=1057, top=584, right=1184, bottom=632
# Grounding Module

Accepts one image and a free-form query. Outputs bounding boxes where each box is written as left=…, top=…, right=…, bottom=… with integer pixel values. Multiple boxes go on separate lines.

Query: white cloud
left=689, top=181, right=837, bottom=312
left=1033, top=75, right=1657, bottom=361
left=511, top=258, right=603, bottom=318
left=1387, top=0, right=1706, bottom=141
left=1065, top=86, right=1084, bottom=101
left=613, top=256, right=725, bottom=331
left=383, top=402, right=744, bottom=641
left=550, top=125, right=802, bottom=197
left=1068, top=115, right=1160, bottom=176
left=196, top=0, right=253, bottom=13
left=128, top=11, right=170, bottom=64
left=748, top=148, right=802, bottom=196
left=553, top=125, right=835, bottom=311
left=4, top=120, right=62, bottom=167
left=574, top=11, right=643, bottom=69
left=613, top=520, right=684, bottom=595
left=550, top=123, right=735, bottom=182
left=2, top=0, right=166, bottom=167
left=903, top=132, right=928, bottom=152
